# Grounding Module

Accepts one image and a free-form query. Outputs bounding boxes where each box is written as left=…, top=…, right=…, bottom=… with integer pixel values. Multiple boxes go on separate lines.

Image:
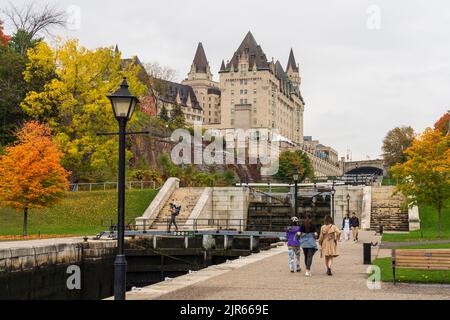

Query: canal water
left=0, top=258, right=117, bottom=300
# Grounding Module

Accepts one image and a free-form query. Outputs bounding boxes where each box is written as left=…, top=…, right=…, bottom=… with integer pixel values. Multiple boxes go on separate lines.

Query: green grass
left=0, top=189, right=158, bottom=236
left=373, top=257, right=450, bottom=284
left=373, top=243, right=450, bottom=284
left=381, top=177, right=397, bottom=186
left=382, top=201, right=450, bottom=242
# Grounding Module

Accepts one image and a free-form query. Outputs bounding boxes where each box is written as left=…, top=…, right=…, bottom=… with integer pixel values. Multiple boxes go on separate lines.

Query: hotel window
left=253, top=79, right=257, bottom=84
left=253, top=89, right=257, bottom=94
left=231, top=90, right=234, bottom=95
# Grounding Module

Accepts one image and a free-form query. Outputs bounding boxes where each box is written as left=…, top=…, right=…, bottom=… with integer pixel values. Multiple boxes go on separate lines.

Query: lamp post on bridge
left=330, top=181, right=336, bottom=221
left=292, top=169, right=299, bottom=218
left=107, top=77, right=139, bottom=301
left=346, top=193, right=351, bottom=217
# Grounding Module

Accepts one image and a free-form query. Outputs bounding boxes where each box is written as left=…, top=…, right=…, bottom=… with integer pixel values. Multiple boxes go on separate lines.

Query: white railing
left=69, top=181, right=159, bottom=192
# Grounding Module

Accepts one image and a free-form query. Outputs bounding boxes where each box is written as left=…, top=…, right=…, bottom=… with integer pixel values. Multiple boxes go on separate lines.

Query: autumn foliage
left=0, top=121, right=69, bottom=235
left=0, top=20, right=11, bottom=47
left=435, top=112, right=449, bottom=134
left=391, top=128, right=450, bottom=238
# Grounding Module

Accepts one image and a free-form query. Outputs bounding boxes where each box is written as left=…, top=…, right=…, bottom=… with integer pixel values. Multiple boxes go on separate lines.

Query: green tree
left=382, top=126, right=415, bottom=168
left=169, top=103, right=186, bottom=129
left=391, top=128, right=450, bottom=238
left=275, top=150, right=314, bottom=182
left=159, top=105, right=169, bottom=122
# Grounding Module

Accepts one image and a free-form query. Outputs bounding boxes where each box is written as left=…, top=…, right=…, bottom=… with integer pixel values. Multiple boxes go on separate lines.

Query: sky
left=2, top=0, right=449, bottom=161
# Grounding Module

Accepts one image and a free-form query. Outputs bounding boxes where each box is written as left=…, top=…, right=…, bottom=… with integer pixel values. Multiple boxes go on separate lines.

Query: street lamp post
left=107, top=77, right=139, bottom=301
left=330, top=181, right=336, bottom=221
left=346, top=193, right=350, bottom=217
left=293, top=169, right=299, bottom=218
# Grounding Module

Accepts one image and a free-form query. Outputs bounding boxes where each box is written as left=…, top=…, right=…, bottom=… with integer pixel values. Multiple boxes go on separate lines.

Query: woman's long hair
left=324, top=215, right=333, bottom=225
left=304, top=214, right=314, bottom=233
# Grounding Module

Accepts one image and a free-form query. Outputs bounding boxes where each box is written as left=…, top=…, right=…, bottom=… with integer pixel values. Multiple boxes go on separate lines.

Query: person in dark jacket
left=349, top=212, right=360, bottom=242
left=285, top=216, right=301, bottom=273
left=168, top=203, right=180, bottom=232
left=299, top=215, right=318, bottom=277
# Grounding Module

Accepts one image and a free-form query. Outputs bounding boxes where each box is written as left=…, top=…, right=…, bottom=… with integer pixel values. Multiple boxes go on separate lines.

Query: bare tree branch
left=1, top=2, right=66, bottom=38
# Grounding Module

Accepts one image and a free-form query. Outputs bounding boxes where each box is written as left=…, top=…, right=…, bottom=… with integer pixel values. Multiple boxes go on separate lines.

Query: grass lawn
left=0, top=189, right=158, bottom=236
left=382, top=201, right=450, bottom=242
left=372, top=243, right=450, bottom=284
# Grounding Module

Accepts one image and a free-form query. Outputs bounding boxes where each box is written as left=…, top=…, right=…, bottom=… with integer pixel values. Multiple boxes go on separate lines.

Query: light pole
left=330, top=181, right=336, bottom=221
left=293, top=169, right=299, bottom=218
left=107, top=77, right=139, bottom=300
left=346, top=193, right=350, bottom=217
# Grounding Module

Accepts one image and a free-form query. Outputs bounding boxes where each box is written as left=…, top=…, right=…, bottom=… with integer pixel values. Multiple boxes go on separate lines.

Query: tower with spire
left=187, top=42, right=213, bottom=81
left=286, top=48, right=301, bottom=89
left=217, top=31, right=304, bottom=144
left=182, top=42, right=221, bottom=124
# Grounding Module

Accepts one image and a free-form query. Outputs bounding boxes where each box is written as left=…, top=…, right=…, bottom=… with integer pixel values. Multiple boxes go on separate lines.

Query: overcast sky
left=2, top=0, right=449, bottom=160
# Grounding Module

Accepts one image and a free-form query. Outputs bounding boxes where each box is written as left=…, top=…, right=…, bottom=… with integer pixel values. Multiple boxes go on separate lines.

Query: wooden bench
left=392, top=249, right=450, bottom=284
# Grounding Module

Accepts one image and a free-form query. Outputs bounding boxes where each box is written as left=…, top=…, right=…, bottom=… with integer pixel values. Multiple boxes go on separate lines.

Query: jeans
left=302, top=248, right=317, bottom=270
left=168, top=215, right=178, bottom=231
left=288, top=247, right=301, bottom=271
left=351, top=227, right=359, bottom=240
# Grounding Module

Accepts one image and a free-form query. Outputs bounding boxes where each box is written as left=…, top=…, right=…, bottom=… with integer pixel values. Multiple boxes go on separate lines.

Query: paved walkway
left=126, top=231, right=450, bottom=300
left=0, top=237, right=84, bottom=249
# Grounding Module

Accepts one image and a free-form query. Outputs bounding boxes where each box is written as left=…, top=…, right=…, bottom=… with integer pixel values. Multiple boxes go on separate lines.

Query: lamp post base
left=114, top=254, right=127, bottom=300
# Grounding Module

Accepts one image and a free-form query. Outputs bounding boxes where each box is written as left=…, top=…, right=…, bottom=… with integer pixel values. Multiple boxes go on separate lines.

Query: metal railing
left=123, top=217, right=294, bottom=233
left=69, top=181, right=159, bottom=192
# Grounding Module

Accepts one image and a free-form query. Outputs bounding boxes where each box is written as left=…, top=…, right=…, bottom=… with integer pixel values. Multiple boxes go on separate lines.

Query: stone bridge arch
left=343, top=159, right=385, bottom=176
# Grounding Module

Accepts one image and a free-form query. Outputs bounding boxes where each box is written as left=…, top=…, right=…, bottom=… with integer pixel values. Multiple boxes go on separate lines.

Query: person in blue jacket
left=285, top=216, right=301, bottom=273
left=299, top=214, right=318, bottom=277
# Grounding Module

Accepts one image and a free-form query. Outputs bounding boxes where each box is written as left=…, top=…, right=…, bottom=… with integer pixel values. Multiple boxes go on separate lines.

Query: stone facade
left=217, top=32, right=304, bottom=144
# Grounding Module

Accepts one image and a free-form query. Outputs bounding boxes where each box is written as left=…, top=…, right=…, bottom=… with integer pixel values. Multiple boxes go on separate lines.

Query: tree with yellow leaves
left=20, top=39, right=147, bottom=181
left=391, top=128, right=450, bottom=238
left=0, top=121, right=69, bottom=236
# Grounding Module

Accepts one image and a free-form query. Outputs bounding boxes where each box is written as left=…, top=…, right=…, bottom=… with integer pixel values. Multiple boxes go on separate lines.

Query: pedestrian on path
left=318, top=215, right=341, bottom=276
left=299, top=214, right=318, bottom=277
left=342, top=213, right=351, bottom=241
left=168, top=203, right=180, bottom=232
left=350, top=212, right=360, bottom=242
left=285, top=216, right=301, bottom=273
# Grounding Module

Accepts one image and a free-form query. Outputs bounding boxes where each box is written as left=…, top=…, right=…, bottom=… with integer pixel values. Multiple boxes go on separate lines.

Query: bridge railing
left=69, top=181, right=159, bottom=192
left=110, top=217, right=293, bottom=233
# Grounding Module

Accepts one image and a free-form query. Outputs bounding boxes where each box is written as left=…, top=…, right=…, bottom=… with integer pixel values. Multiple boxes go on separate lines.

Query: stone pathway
left=126, top=231, right=450, bottom=300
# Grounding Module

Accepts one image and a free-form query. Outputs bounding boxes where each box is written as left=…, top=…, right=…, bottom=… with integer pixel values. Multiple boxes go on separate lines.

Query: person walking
left=299, top=214, right=318, bottom=277
left=342, top=213, right=351, bottom=241
left=168, top=203, right=180, bottom=232
left=350, top=212, right=360, bottom=242
left=318, top=215, right=341, bottom=276
left=285, top=216, right=301, bottom=273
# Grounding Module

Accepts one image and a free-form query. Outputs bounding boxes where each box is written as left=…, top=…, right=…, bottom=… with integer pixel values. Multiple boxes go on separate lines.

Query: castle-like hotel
left=143, top=31, right=342, bottom=177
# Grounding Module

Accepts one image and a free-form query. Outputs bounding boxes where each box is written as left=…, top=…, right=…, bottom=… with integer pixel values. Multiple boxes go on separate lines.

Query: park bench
left=392, top=249, right=450, bottom=284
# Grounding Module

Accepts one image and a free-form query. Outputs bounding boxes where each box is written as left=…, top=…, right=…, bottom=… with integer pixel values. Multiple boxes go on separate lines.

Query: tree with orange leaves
left=0, top=20, right=11, bottom=47
left=391, top=128, right=450, bottom=238
left=0, top=121, right=69, bottom=236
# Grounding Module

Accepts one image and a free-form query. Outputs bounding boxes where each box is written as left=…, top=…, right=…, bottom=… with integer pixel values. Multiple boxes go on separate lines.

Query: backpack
left=174, top=205, right=181, bottom=216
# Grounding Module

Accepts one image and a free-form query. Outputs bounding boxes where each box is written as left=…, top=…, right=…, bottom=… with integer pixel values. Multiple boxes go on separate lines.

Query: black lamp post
left=107, top=77, right=139, bottom=300
left=292, top=169, right=299, bottom=218
left=346, top=193, right=350, bottom=217
left=330, top=181, right=336, bottom=221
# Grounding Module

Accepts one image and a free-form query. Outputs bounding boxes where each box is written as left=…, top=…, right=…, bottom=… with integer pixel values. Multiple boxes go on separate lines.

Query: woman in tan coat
left=318, top=215, right=341, bottom=276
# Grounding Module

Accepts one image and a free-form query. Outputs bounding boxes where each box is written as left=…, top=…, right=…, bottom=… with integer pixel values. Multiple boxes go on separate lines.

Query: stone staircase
left=150, top=187, right=205, bottom=230
left=370, top=186, right=409, bottom=231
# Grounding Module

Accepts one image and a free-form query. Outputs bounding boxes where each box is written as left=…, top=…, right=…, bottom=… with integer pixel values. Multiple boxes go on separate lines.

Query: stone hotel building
left=146, top=31, right=341, bottom=177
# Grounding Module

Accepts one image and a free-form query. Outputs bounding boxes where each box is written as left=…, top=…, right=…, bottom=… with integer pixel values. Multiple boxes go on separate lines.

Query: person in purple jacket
left=286, top=216, right=301, bottom=273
